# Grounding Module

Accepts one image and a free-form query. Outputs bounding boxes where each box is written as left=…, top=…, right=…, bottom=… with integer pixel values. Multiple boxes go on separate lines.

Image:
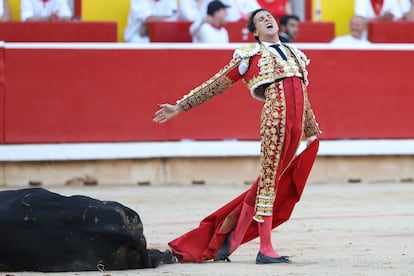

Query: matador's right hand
left=153, top=104, right=182, bottom=124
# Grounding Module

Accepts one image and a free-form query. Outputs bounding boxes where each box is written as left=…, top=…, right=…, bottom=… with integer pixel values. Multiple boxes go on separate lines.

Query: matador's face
left=252, top=10, right=279, bottom=42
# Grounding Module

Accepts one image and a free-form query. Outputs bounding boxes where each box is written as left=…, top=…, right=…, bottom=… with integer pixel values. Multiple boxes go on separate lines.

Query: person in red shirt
left=257, top=0, right=292, bottom=21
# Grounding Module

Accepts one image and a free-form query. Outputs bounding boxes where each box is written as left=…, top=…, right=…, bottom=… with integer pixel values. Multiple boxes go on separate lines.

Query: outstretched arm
left=152, top=52, right=245, bottom=125
left=153, top=104, right=183, bottom=124
left=153, top=56, right=243, bottom=124
left=174, top=57, right=242, bottom=112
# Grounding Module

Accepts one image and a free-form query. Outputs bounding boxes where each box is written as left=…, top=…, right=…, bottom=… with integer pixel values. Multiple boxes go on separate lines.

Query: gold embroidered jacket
left=177, top=43, right=320, bottom=138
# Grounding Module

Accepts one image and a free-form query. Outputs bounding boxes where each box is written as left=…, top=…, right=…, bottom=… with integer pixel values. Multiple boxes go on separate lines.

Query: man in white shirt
left=124, top=0, right=178, bottom=43
left=331, top=15, right=371, bottom=45
left=354, top=0, right=403, bottom=20
left=189, top=0, right=229, bottom=43
left=21, top=0, right=72, bottom=21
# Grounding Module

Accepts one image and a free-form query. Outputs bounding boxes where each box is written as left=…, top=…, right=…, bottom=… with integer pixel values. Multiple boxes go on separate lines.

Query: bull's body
left=0, top=188, right=172, bottom=272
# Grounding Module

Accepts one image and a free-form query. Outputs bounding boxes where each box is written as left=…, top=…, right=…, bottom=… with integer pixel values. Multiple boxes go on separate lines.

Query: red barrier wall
left=0, top=22, right=117, bottom=43
left=368, top=22, right=414, bottom=43
left=307, top=49, right=413, bottom=139
left=3, top=44, right=414, bottom=143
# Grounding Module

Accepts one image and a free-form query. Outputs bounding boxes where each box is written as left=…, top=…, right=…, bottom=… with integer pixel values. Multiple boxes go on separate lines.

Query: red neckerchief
left=370, top=0, right=384, bottom=16
left=41, top=0, right=50, bottom=8
left=210, top=23, right=222, bottom=30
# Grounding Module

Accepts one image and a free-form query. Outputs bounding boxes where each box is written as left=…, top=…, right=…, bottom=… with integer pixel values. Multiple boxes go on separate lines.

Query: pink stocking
left=258, top=216, right=281, bottom=258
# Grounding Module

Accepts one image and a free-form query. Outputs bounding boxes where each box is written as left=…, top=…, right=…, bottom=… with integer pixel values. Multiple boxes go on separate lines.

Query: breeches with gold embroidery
left=249, top=77, right=305, bottom=222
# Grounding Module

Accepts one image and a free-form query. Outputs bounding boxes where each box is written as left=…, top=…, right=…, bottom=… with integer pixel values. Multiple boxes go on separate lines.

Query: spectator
left=331, top=15, right=371, bottom=45
left=179, top=0, right=207, bottom=21
left=124, top=0, right=178, bottom=43
left=21, top=0, right=72, bottom=21
left=189, top=0, right=229, bottom=43
left=278, top=14, right=299, bottom=43
left=354, top=0, right=402, bottom=21
left=222, top=0, right=261, bottom=22
left=400, top=0, right=414, bottom=20
left=257, top=0, right=292, bottom=21
left=0, top=0, right=12, bottom=21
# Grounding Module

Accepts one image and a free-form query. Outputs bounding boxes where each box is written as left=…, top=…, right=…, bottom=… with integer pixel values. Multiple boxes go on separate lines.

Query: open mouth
left=266, top=23, right=273, bottom=29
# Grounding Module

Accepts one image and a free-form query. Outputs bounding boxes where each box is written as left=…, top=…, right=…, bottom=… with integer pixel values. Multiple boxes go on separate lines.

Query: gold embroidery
left=177, top=57, right=240, bottom=111
left=252, top=48, right=315, bottom=222
left=271, top=53, right=303, bottom=79
left=303, top=90, right=321, bottom=137
left=233, top=43, right=260, bottom=59
left=243, top=44, right=307, bottom=101
left=253, top=80, right=286, bottom=222
left=175, top=43, right=318, bottom=223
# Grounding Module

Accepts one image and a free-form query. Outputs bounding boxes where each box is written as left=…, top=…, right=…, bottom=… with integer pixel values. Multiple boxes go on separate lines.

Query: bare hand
left=49, top=11, right=59, bottom=21
left=153, top=104, right=182, bottom=123
left=380, top=12, right=394, bottom=21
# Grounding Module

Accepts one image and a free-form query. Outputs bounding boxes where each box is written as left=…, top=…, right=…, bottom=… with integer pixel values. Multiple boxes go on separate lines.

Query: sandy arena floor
left=1, top=182, right=413, bottom=276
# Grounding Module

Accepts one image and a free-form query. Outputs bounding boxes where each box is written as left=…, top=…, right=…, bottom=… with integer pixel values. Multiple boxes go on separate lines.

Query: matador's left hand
left=153, top=104, right=182, bottom=124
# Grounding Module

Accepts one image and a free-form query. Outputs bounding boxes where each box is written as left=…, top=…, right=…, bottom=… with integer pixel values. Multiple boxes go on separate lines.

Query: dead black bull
left=0, top=188, right=175, bottom=272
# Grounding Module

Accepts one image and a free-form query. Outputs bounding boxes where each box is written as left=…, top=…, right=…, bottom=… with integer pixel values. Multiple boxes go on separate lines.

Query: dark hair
left=207, top=0, right=230, bottom=16
left=279, top=14, right=300, bottom=26
left=247, top=9, right=274, bottom=42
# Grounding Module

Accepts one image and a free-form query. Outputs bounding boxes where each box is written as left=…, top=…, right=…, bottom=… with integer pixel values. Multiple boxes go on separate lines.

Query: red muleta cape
left=169, top=139, right=319, bottom=263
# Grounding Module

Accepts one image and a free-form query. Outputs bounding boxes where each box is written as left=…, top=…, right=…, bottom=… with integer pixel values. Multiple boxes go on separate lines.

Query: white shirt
left=354, top=0, right=403, bottom=20
left=262, top=42, right=288, bottom=58
left=124, top=0, right=178, bottom=43
left=0, top=0, right=4, bottom=17
left=21, top=0, right=72, bottom=21
left=189, top=17, right=229, bottom=43
left=331, top=34, right=371, bottom=45
left=399, top=0, right=413, bottom=15
left=179, top=0, right=209, bottom=21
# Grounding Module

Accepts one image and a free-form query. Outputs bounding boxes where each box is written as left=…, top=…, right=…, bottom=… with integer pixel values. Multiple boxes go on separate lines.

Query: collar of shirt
left=262, top=41, right=287, bottom=59
left=209, top=23, right=224, bottom=30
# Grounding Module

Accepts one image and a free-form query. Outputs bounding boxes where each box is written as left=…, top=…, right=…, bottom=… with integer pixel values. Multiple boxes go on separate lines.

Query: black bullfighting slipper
left=255, top=252, right=292, bottom=264
left=214, top=232, right=232, bottom=262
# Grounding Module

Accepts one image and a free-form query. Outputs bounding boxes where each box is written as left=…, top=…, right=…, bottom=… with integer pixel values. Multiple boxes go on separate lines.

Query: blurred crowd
left=122, top=0, right=413, bottom=44
left=0, top=0, right=413, bottom=44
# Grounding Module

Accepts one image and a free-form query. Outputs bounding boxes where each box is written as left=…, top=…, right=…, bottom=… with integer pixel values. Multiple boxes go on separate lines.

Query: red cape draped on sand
left=168, top=139, right=319, bottom=263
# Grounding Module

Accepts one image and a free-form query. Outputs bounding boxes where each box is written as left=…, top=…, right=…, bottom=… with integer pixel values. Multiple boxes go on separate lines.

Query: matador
left=154, top=8, right=321, bottom=264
